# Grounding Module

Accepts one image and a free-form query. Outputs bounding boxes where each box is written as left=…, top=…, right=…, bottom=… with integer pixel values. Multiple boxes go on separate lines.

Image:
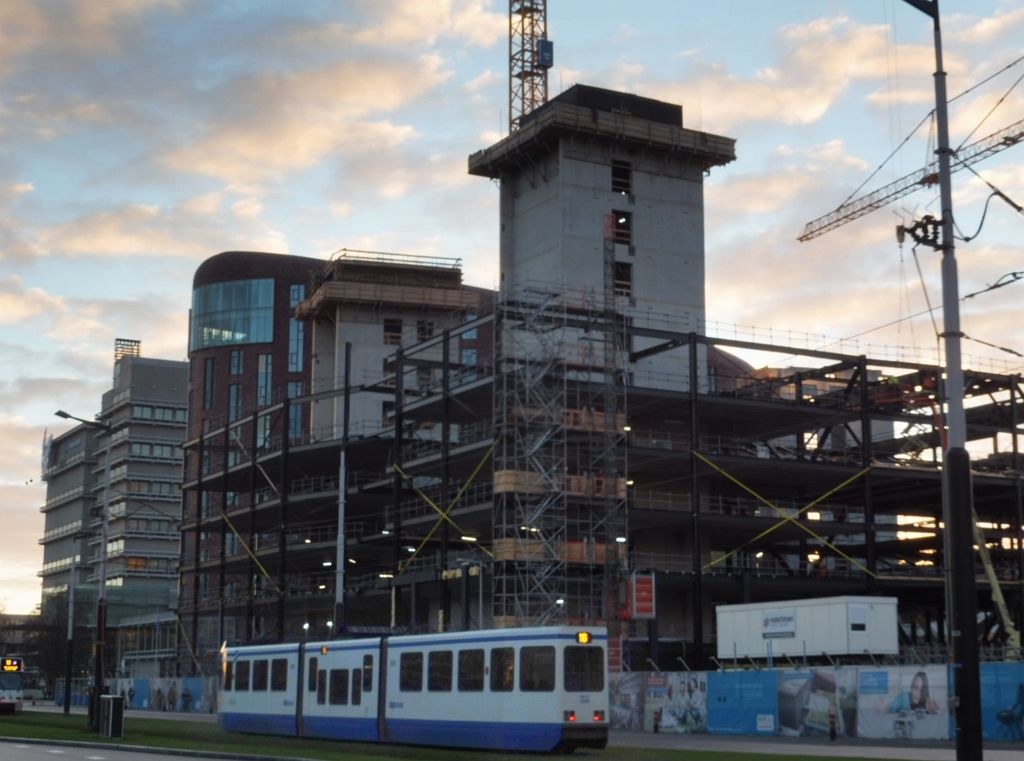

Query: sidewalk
left=610, top=730, right=1023, bottom=760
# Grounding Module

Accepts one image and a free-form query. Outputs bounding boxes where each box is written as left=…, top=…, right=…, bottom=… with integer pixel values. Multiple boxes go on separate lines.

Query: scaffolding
left=492, top=277, right=628, bottom=627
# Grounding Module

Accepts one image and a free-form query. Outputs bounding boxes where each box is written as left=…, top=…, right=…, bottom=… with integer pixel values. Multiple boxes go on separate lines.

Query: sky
left=1, top=0, right=1022, bottom=616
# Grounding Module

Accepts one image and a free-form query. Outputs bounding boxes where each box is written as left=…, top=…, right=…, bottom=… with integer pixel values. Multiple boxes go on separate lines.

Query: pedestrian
left=828, top=707, right=837, bottom=742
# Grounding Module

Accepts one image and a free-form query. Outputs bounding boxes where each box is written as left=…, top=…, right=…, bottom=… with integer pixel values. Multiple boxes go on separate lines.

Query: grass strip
left=2, top=711, right=903, bottom=761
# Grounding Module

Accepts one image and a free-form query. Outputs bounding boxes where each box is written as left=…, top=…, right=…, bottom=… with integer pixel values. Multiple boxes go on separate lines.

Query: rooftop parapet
left=469, top=83, right=735, bottom=178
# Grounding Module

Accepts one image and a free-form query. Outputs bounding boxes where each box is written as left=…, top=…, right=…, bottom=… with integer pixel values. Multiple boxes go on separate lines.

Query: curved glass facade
left=190, top=279, right=274, bottom=351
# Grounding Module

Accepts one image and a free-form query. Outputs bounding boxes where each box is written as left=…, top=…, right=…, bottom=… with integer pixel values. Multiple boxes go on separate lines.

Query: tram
left=219, top=626, right=608, bottom=752
left=0, top=657, right=25, bottom=713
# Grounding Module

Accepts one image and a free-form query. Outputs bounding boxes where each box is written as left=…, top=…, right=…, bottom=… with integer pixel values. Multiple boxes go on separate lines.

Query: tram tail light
left=564, top=710, right=576, bottom=722
left=593, top=710, right=605, bottom=722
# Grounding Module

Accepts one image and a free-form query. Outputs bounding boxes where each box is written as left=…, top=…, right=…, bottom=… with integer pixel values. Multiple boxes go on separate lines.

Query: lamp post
left=63, top=529, right=94, bottom=716
left=56, top=410, right=112, bottom=732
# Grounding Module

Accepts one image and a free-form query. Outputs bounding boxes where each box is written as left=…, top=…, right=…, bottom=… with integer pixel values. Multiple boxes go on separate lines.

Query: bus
left=0, top=657, right=25, bottom=714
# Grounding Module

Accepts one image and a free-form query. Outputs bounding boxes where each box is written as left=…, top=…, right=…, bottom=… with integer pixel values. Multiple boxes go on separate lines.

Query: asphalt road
left=10, top=706, right=1024, bottom=760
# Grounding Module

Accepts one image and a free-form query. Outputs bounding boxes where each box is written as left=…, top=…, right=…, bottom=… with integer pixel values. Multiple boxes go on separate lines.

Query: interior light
left=379, top=572, right=394, bottom=579
left=304, top=538, right=311, bottom=544
left=322, top=560, right=332, bottom=567
left=381, top=529, right=391, bottom=536
left=615, top=536, right=627, bottom=544
left=347, top=558, right=357, bottom=564
left=461, top=535, right=477, bottom=542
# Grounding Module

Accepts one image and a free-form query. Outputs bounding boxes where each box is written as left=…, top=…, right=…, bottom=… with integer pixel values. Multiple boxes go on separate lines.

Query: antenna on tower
left=509, top=1, right=553, bottom=132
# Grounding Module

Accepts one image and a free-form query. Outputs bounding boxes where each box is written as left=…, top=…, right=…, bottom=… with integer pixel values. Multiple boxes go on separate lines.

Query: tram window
left=316, top=669, right=327, bottom=705
left=352, top=668, right=362, bottom=705
left=362, top=655, right=373, bottom=692
left=428, top=651, right=452, bottom=692
left=564, top=646, right=605, bottom=692
left=252, top=659, right=269, bottom=691
left=235, top=661, right=250, bottom=691
left=308, top=657, right=318, bottom=691
left=223, top=661, right=234, bottom=691
left=490, top=647, right=514, bottom=692
left=271, top=658, right=288, bottom=691
left=458, top=649, right=484, bottom=691
left=400, top=652, right=423, bottom=691
left=329, top=669, right=349, bottom=705
left=520, top=646, right=555, bottom=692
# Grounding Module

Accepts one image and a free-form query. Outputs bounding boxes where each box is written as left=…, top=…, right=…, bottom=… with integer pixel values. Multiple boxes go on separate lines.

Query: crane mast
left=509, top=1, right=552, bottom=132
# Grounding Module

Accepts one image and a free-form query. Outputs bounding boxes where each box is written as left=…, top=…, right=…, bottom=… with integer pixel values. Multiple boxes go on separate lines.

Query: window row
left=397, top=645, right=603, bottom=694
left=224, top=657, right=289, bottom=692
left=308, top=660, right=372, bottom=707
left=130, top=442, right=182, bottom=460
left=132, top=405, right=187, bottom=423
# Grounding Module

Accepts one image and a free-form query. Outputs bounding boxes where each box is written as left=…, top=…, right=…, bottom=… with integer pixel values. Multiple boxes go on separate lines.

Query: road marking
left=85, top=756, right=107, bottom=760
left=46, top=751, right=65, bottom=755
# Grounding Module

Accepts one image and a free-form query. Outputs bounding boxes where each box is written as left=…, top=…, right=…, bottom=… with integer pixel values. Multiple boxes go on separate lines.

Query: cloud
left=0, top=275, right=67, bottom=323
left=351, top=0, right=505, bottom=48
left=162, top=56, right=450, bottom=193
left=948, top=6, right=1024, bottom=47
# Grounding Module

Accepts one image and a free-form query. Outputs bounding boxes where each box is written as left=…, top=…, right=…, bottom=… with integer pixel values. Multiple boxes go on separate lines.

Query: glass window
left=235, top=660, right=250, bottom=691
left=228, top=384, right=243, bottom=422
left=362, top=655, right=373, bottom=692
left=252, top=660, right=269, bottom=691
left=271, top=659, right=288, bottom=691
left=289, top=284, right=305, bottom=308
left=190, top=278, right=274, bottom=351
left=490, top=647, right=514, bottom=692
left=417, top=320, right=434, bottom=341
left=564, top=646, right=605, bottom=692
left=351, top=668, right=362, bottom=705
left=461, top=348, right=477, bottom=367
left=399, top=652, right=423, bottom=692
left=458, top=649, right=484, bottom=692
left=307, top=658, right=318, bottom=692
left=520, top=646, right=555, bottom=692
left=223, top=661, right=233, bottom=691
left=316, top=669, right=326, bottom=704
left=288, top=381, right=303, bottom=441
left=230, top=350, right=244, bottom=375
left=462, top=312, right=478, bottom=340
left=203, top=357, right=216, bottom=410
left=428, top=651, right=452, bottom=692
left=329, top=669, right=349, bottom=705
left=257, top=354, right=272, bottom=406
left=288, top=319, right=304, bottom=372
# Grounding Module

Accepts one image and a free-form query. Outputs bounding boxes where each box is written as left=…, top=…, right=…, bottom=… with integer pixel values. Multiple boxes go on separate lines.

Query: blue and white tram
left=219, top=626, right=608, bottom=752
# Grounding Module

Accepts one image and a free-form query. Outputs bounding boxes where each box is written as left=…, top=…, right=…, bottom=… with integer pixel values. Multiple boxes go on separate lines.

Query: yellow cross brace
left=692, top=450, right=876, bottom=578
left=393, top=439, right=499, bottom=575
left=222, top=511, right=283, bottom=595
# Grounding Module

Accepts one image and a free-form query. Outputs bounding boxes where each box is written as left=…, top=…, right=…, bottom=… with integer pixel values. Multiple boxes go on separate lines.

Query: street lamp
left=55, top=409, right=112, bottom=732
left=63, top=528, right=94, bottom=716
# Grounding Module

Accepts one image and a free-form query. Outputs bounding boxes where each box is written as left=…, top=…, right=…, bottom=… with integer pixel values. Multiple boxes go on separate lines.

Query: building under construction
left=178, top=85, right=1023, bottom=674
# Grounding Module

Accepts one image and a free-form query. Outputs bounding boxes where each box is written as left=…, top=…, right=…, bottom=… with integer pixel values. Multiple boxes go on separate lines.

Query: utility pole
left=899, top=2, right=981, bottom=758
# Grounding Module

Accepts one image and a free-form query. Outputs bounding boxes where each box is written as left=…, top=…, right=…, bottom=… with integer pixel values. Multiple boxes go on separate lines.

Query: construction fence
left=611, top=662, right=1024, bottom=742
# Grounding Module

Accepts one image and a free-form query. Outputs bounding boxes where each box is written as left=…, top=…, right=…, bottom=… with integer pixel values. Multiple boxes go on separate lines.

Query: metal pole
left=334, top=342, right=351, bottom=634
left=93, top=424, right=112, bottom=731
left=63, top=534, right=80, bottom=716
left=901, top=1, right=982, bottom=757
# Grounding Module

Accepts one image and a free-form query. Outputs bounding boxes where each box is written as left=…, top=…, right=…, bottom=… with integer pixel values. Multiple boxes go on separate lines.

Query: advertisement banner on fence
left=777, top=668, right=858, bottom=738
left=856, top=665, right=949, bottom=739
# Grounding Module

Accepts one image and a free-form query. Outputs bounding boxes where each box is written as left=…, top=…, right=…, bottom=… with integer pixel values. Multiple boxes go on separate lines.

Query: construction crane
left=509, top=1, right=553, bottom=132
left=798, top=116, right=1024, bottom=241
left=798, top=66, right=1024, bottom=657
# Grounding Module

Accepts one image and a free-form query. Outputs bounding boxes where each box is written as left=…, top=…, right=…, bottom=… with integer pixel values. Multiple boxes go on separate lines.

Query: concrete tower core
left=469, top=85, right=734, bottom=389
